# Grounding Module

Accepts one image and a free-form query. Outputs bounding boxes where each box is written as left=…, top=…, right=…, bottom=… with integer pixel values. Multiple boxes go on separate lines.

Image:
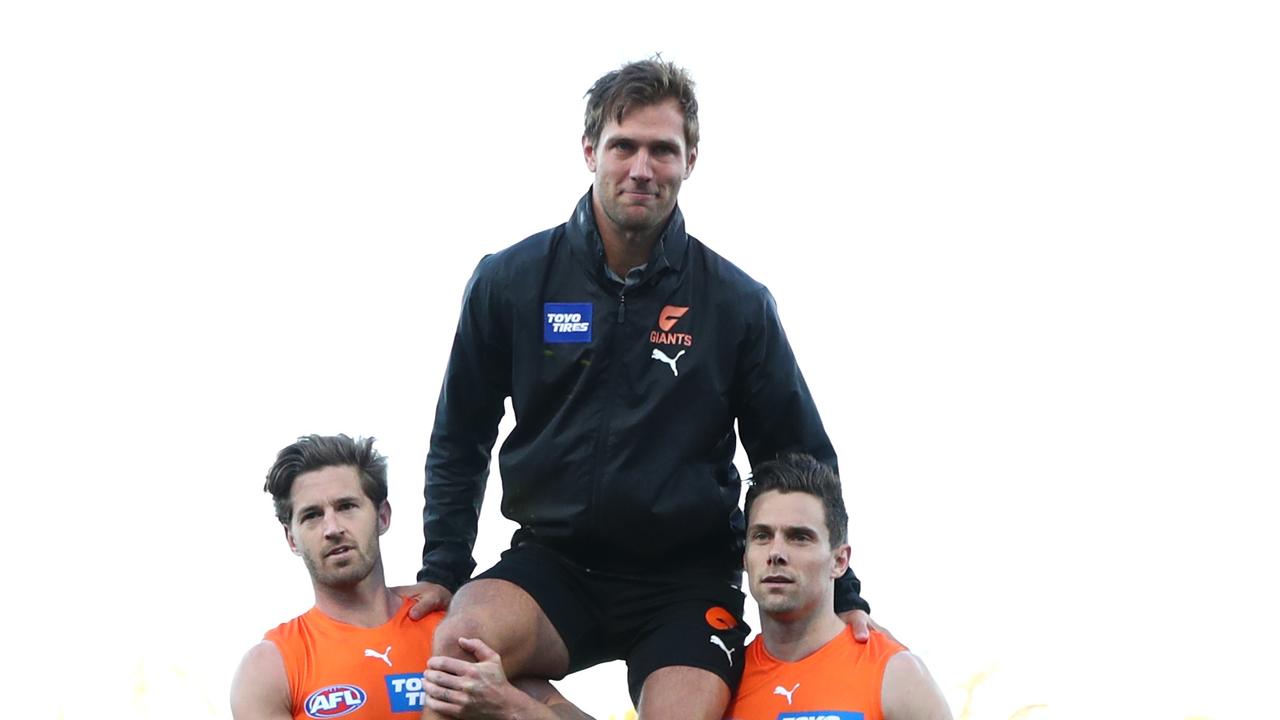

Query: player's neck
left=760, top=606, right=847, bottom=663
left=593, top=200, right=661, bottom=279
left=600, top=226, right=660, bottom=279
left=312, top=564, right=399, bottom=628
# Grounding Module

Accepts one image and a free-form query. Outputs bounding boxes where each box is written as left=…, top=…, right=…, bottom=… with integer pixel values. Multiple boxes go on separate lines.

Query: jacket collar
left=567, top=188, right=689, bottom=279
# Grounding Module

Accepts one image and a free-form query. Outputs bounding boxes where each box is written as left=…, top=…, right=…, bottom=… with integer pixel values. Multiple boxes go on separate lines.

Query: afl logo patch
left=705, top=606, right=738, bottom=630
left=304, top=684, right=367, bottom=718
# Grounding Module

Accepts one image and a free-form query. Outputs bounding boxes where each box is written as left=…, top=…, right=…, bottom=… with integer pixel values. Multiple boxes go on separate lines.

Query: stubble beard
left=305, top=538, right=378, bottom=590
left=757, top=591, right=802, bottom=617
left=599, top=183, right=673, bottom=239
left=607, top=202, right=662, bottom=238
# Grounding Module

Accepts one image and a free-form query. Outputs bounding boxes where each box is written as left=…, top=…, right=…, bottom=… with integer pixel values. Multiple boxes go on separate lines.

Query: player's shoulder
left=230, top=640, right=290, bottom=718
left=481, top=225, right=563, bottom=272
left=686, top=233, right=767, bottom=296
left=884, top=649, right=928, bottom=678
left=832, top=624, right=906, bottom=658
left=813, top=626, right=908, bottom=677
left=863, top=627, right=908, bottom=656
left=395, top=605, right=446, bottom=638
left=231, top=641, right=286, bottom=696
left=238, top=638, right=286, bottom=671
left=261, top=607, right=314, bottom=644
left=464, top=225, right=565, bottom=305
left=881, top=650, right=953, bottom=720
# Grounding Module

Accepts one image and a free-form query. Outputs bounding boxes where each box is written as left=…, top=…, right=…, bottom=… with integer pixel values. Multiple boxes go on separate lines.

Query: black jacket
left=420, top=191, right=867, bottom=612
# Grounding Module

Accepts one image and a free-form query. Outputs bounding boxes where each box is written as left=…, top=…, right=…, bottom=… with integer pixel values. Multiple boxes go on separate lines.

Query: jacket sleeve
left=418, top=256, right=512, bottom=591
left=734, top=287, right=871, bottom=614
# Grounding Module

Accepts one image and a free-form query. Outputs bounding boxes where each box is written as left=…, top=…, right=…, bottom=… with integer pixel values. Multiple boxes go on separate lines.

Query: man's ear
left=831, top=542, right=851, bottom=579
left=684, top=145, right=698, bottom=179
left=582, top=134, right=598, bottom=172
left=284, top=524, right=300, bottom=556
left=378, top=500, right=392, bottom=536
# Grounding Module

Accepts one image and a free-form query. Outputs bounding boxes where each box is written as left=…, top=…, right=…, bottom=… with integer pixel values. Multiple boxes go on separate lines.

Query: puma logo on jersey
left=709, top=635, right=735, bottom=667
left=651, top=349, right=686, bottom=376
left=774, top=683, right=800, bottom=705
left=363, top=645, right=392, bottom=667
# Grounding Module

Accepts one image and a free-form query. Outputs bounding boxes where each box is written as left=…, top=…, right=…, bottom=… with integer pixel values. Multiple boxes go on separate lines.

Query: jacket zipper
left=591, top=293, right=624, bottom=553
left=591, top=275, right=654, bottom=549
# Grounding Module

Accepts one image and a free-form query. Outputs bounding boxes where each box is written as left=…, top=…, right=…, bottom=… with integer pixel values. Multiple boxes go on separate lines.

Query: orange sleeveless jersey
left=263, top=598, right=444, bottom=719
left=725, top=626, right=905, bottom=720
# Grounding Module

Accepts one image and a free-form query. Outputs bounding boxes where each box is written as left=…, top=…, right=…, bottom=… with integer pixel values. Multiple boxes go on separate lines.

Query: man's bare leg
left=635, top=666, right=730, bottom=720
left=420, top=578, right=570, bottom=720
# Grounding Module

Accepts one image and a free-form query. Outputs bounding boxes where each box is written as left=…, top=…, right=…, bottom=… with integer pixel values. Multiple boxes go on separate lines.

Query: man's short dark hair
left=264, top=434, right=388, bottom=525
left=583, top=57, right=700, bottom=149
left=744, top=453, right=849, bottom=546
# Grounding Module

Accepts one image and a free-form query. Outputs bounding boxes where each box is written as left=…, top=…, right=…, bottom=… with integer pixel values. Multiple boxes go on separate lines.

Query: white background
left=2, top=2, right=1277, bottom=719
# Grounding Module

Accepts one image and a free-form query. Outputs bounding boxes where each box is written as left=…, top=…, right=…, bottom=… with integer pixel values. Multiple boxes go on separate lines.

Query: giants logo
left=705, top=606, right=737, bottom=630
left=304, top=684, right=367, bottom=718
left=650, top=305, right=693, bottom=346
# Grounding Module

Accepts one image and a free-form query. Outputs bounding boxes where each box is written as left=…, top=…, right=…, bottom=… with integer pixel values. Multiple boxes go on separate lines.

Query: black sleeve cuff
left=415, top=566, right=462, bottom=593
left=833, top=565, right=871, bottom=615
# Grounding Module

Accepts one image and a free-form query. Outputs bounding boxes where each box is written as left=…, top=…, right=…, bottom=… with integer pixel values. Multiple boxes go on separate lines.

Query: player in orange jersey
left=231, top=435, right=585, bottom=720
left=725, top=454, right=952, bottom=720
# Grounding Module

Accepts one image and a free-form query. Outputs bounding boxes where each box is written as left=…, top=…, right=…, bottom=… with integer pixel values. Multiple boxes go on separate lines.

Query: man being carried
left=727, top=454, right=951, bottom=720
left=403, top=57, right=876, bottom=720
left=231, top=434, right=580, bottom=720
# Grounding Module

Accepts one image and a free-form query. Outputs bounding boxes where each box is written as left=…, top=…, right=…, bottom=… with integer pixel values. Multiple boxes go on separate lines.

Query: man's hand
left=423, top=637, right=540, bottom=719
left=392, top=581, right=453, bottom=620
left=838, top=609, right=903, bottom=645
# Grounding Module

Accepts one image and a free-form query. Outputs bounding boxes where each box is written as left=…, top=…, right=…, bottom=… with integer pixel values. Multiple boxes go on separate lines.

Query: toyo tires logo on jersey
left=304, top=684, right=367, bottom=718
left=386, top=673, right=428, bottom=712
left=544, top=302, right=592, bottom=343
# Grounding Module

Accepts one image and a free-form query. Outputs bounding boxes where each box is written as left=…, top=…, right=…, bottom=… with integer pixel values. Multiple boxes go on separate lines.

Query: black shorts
left=474, top=542, right=751, bottom=705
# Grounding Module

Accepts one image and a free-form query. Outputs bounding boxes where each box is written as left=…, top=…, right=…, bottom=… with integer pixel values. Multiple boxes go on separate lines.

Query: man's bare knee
left=433, top=578, right=569, bottom=678
left=430, top=611, right=490, bottom=659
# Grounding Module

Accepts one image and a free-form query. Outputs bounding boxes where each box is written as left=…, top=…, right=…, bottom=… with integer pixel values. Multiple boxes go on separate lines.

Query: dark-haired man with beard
left=231, top=435, right=582, bottom=720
